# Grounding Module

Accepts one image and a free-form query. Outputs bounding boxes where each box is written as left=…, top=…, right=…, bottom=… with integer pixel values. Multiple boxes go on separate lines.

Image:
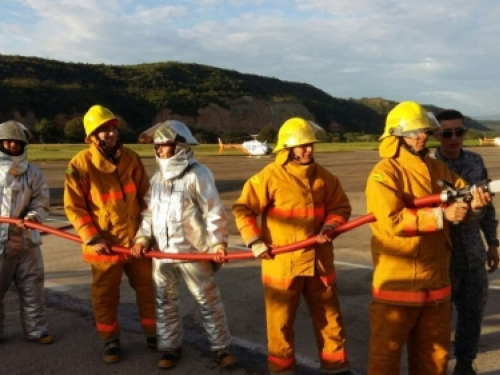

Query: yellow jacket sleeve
left=132, top=156, right=150, bottom=212
left=232, top=172, right=270, bottom=246
left=64, top=161, right=100, bottom=244
left=323, top=173, right=352, bottom=227
left=367, top=169, right=443, bottom=235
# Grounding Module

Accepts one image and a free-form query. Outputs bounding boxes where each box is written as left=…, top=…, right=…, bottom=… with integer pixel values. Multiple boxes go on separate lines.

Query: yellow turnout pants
left=264, top=275, right=349, bottom=373
left=368, top=300, right=452, bottom=375
left=91, top=258, right=156, bottom=341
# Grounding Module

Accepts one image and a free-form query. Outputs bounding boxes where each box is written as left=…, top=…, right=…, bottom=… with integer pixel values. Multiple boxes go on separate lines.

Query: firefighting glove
left=251, top=240, right=270, bottom=258
left=317, top=225, right=336, bottom=243
left=17, top=214, right=38, bottom=230
left=24, top=214, right=39, bottom=223
left=212, top=244, right=227, bottom=263
left=211, top=244, right=227, bottom=272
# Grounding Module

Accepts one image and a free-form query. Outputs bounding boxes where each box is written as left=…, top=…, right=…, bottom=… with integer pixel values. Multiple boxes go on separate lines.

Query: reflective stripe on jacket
left=64, top=144, right=149, bottom=263
left=233, top=152, right=351, bottom=289
left=366, top=144, right=466, bottom=305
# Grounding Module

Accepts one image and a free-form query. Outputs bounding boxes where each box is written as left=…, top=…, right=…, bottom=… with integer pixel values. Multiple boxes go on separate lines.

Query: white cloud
left=135, top=5, right=187, bottom=22
left=1, top=0, right=500, bottom=115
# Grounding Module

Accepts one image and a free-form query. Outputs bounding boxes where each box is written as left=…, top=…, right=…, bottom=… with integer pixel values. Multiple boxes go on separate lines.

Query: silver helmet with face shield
left=139, top=120, right=199, bottom=145
left=0, top=120, right=30, bottom=144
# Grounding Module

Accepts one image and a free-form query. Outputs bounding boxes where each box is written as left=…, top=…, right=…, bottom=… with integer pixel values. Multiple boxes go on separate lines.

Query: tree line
left=28, top=117, right=498, bottom=145
left=0, top=54, right=492, bottom=143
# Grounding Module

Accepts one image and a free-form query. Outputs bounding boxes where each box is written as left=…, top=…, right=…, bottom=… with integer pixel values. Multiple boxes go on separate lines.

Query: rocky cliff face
left=3, top=96, right=343, bottom=134
left=152, top=96, right=336, bottom=133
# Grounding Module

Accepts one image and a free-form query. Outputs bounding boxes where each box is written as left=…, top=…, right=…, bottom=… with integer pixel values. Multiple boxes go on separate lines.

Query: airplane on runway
left=218, top=135, right=272, bottom=156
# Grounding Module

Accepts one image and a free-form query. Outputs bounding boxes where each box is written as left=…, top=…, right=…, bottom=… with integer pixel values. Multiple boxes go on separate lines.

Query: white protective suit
left=135, top=144, right=231, bottom=352
left=0, top=128, right=50, bottom=341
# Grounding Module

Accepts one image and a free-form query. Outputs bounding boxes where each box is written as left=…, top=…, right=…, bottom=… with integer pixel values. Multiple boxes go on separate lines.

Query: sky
left=1, top=0, right=499, bottom=117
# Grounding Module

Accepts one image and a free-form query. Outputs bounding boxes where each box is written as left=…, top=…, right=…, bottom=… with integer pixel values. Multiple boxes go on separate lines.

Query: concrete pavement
left=5, top=149, right=500, bottom=374
left=3, top=212, right=500, bottom=374
left=2, top=217, right=347, bottom=375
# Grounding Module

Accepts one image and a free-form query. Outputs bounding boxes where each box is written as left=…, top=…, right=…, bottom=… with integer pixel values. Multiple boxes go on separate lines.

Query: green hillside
left=355, top=98, right=489, bottom=131
left=0, top=54, right=490, bottom=143
left=0, top=55, right=381, bottom=135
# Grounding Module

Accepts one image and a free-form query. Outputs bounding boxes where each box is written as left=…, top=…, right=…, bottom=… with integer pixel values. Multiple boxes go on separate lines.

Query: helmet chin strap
left=91, top=135, right=119, bottom=158
left=289, top=149, right=314, bottom=165
left=400, top=137, right=428, bottom=158
left=97, top=139, right=113, bottom=148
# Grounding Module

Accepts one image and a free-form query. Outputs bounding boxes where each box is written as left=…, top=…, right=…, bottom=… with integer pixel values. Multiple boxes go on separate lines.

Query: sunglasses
left=440, top=128, right=467, bottom=139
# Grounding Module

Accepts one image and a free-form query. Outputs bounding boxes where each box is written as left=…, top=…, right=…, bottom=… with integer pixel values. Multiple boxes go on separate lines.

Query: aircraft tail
left=218, top=138, right=224, bottom=153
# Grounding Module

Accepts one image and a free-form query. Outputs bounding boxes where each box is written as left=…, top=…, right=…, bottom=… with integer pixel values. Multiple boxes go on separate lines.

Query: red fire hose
left=0, top=192, right=445, bottom=261
left=40, top=223, right=73, bottom=235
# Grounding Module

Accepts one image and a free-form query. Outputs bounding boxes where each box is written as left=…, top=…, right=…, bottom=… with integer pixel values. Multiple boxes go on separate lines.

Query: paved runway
left=3, top=148, right=500, bottom=374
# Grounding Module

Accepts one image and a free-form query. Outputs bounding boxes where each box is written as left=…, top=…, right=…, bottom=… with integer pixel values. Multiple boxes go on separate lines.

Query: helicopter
left=218, top=135, right=273, bottom=156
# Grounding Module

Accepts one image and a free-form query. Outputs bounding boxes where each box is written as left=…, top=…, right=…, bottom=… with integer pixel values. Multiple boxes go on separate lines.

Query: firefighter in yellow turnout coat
left=64, top=105, right=156, bottom=363
left=366, top=101, right=491, bottom=375
left=233, top=118, right=352, bottom=375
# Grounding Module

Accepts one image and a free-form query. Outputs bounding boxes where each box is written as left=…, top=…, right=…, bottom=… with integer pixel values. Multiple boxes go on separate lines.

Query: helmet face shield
left=400, top=128, right=435, bottom=139
left=153, top=127, right=186, bottom=144
left=0, top=121, right=30, bottom=144
left=0, top=121, right=30, bottom=156
left=139, top=121, right=199, bottom=145
left=380, top=101, right=440, bottom=140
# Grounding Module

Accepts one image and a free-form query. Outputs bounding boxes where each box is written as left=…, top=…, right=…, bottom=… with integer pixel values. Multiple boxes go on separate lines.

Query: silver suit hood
left=156, top=146, right=194, bottom=180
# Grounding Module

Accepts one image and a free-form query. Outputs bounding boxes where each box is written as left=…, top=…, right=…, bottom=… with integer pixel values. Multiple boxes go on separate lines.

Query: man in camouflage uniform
left=434, top=109, right=500, bottom=375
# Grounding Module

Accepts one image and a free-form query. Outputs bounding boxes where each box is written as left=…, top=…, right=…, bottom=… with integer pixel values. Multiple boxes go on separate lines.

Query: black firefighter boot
left=453, top=358, right=477, bottom=375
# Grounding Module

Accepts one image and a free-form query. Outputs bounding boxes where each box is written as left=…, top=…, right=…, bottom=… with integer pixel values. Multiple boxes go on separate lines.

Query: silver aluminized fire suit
left=0, top=148, right=50, bottom=341
left=135, top=146, right=231, bottom=352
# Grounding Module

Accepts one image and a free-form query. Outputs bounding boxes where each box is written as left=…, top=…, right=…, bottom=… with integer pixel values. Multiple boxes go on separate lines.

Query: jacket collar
left=275, top=149, right=317, bottom=179
left=396, top=144, right=431, bottom=164
left=90, top=143, right=122, bottom=173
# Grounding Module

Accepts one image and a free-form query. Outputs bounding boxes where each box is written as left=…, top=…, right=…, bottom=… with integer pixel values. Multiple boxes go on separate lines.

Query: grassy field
left=25, top=139, right=485, bottom=161
left=26, top=144, right=225, bottom=161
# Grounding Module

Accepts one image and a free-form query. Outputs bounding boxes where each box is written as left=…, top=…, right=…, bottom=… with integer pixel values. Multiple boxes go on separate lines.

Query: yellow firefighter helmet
left=380, top=101, right=439, bottom=140
left=83, top=105, right=119, bottom=142
left=274, top=117, right=324, bottom=153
